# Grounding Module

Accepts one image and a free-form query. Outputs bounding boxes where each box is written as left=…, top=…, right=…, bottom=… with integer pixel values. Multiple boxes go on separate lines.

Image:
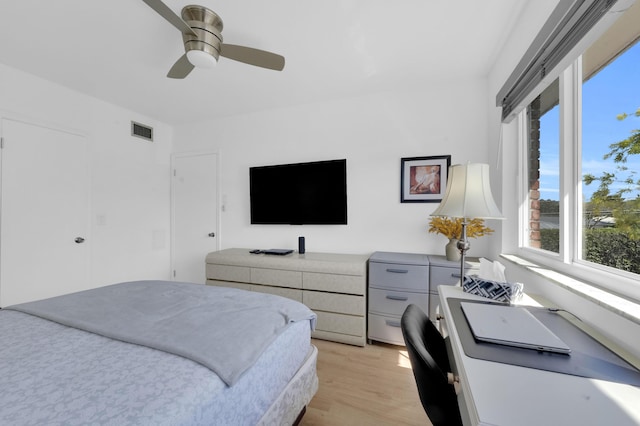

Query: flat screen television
left=250, top=159, right=347, bottom=225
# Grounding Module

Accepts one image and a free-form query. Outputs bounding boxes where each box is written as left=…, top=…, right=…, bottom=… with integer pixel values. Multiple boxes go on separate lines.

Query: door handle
left=208, top=232, right=216, bottom=237
left=74, top=237, right=85, bottom=244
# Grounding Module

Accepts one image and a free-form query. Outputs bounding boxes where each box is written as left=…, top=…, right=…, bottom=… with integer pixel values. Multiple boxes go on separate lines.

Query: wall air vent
left=131, top=121, right=153, bottom=141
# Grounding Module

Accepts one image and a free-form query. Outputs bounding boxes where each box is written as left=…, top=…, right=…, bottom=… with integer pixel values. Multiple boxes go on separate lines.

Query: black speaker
left=298, top=236, right=305, bottom=254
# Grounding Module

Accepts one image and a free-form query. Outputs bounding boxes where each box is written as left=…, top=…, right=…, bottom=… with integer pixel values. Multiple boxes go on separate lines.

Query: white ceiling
left=0, top=0, right=527, bottom=125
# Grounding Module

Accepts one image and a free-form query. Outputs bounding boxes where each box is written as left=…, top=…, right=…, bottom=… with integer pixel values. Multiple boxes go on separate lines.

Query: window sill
left=500, top=254, right=640, bottom=328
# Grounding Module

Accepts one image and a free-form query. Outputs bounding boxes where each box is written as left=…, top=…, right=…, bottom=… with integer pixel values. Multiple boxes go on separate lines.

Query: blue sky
left=539, top=40, right=640, bottom=201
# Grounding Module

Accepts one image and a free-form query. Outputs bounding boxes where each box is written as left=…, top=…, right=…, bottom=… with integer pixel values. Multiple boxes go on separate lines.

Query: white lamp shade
left=186, top=49, right=218, bottom=69
left=431, top=163, right=503, bottom=219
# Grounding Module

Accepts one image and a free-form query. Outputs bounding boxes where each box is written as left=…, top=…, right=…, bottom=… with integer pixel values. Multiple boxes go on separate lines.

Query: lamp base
left=457, top=221, right=471, bottom=285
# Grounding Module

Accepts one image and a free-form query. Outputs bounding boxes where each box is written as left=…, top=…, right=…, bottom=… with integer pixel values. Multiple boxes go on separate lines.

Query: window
left=581, top=40, right=640, bottom=274
left=520, top=2, right=640, bottom=297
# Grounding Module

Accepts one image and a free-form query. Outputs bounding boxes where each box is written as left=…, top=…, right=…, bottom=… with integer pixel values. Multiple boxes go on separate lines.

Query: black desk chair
left=401, top=304, right=462, bottom=426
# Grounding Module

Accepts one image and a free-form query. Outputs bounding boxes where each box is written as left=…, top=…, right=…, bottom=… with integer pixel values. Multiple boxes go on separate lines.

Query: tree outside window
left=582, top=38, right=640, bottom=274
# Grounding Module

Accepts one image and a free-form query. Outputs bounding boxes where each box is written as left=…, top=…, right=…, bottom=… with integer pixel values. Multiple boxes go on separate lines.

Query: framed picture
left=400, top=155, right=451, bottom=203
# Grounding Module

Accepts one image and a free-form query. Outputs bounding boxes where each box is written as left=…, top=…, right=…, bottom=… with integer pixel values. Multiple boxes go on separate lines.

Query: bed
left=0, top=280, right=318, bottom=425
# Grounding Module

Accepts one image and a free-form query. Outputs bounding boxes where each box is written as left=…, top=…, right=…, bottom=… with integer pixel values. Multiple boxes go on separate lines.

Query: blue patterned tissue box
left=462, top=275, right=524, bottom=304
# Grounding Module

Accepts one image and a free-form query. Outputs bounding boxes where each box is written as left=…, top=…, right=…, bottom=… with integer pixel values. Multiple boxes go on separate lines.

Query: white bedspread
left=0, top=310, right=313, bottom=425
left=6, top=280, right=316, bottom=386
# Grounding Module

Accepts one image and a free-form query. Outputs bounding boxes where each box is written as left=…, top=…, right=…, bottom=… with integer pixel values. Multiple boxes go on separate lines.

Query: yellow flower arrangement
left=428, top=217, right=494, bottom=240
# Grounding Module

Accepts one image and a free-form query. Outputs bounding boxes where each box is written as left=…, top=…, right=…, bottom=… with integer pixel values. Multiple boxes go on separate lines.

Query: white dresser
left=367, top=251, right=480, bottom=345
left=367, top=252, right=430, bottom=345
left=205, top=248, right=369, bottom=346
left=428, top=254, right=480, bottom=325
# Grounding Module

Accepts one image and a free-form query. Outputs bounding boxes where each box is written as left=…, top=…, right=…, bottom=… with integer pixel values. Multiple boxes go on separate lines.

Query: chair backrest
left=401, top=304, right=462, bottom=426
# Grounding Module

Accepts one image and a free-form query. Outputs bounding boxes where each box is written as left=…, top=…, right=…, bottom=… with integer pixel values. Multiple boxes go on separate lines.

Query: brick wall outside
left=528, top=97, right=541, bottom=249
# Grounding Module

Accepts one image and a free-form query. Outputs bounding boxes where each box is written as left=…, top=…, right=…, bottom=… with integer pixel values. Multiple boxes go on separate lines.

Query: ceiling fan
left=141, top=0, right=285, bottom=78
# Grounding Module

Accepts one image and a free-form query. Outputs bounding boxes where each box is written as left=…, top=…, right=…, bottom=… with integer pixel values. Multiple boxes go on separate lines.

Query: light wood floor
left=300, top=339, right=431, bottom=426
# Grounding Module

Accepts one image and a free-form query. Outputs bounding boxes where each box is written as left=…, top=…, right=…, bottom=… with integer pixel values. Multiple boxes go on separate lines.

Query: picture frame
left=400, top=155, right=451, bottom=203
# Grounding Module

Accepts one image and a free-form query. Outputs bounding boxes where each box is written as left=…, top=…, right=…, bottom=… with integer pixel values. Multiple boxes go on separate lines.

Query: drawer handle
left=451, top=273, right=462, bottom=278
left=386, top=268, right=409, bottom=274
left=386, top=295, right=409, bottom=301
left=385, top=320, right=402, bottom=328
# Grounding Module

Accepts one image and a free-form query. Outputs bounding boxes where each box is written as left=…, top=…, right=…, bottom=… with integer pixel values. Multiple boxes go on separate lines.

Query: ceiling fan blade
left=141, top=0, right=197, bottom=36
left=167, top=54, right=195, bottom=79
left=220, top=44, right=285, bottom=71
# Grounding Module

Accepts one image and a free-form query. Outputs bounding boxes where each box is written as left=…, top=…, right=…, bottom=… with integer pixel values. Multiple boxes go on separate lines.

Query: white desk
left=439, top=286, right=640, bottom=426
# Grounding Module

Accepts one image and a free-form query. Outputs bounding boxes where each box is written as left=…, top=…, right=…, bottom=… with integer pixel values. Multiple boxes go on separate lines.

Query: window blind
left=496, top=0, right=631, bottom=122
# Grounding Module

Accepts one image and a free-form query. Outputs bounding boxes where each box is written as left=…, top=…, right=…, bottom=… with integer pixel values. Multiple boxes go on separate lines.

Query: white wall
left=173, top=79, right=500, bottom=257
left=0, top=63, right=173, bottom=289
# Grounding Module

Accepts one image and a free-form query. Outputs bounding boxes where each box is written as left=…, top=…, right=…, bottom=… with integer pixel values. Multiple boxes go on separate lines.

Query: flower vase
left=445, top=238, right=460, bottom=261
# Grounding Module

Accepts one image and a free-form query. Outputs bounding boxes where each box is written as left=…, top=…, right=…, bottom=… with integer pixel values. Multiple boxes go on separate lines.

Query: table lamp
left=431, top=163, right=504, bottom=284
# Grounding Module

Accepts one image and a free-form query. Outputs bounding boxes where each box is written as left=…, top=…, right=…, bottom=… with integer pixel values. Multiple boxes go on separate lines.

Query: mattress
left=0, top=295, right=314, bottom=425
left=6, top=280, right=317, bottom=386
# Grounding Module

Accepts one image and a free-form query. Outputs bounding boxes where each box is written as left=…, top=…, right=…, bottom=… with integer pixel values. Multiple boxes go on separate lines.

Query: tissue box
left=463, top=275, right=524, bottom=304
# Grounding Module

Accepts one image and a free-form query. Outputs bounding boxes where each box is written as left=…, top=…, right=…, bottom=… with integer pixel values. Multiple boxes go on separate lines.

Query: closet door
left=171, top=152, right=219, bottom=284
left=0, top=118, right=90, bottom=306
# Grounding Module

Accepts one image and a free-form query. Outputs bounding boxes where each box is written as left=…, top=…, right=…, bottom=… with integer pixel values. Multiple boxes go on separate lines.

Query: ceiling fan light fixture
left=186, top=49, right=218, bottom=68
left=142, top=1, right=285, bottom=77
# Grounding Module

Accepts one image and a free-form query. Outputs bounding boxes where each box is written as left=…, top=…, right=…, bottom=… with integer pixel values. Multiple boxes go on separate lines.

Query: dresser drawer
left=311, top=329, right=364, bottom=346
left=206, top=279, right=251, bottom=291
left=251, top=267, right=302, bottom=288
left=206, top=264, right=250, bottom=283
left=367, top=313, right=404, bottom=346
left=303, top=272, right=365, bottom=295
left=369, top=288, right=429, bottom=317
left=251, top=285, right=303, bottom=303
left=369, top=262, right=428, bottom=291
left=303, top=291, right=364, bottom=316
left=429, top=265, right=462, bottom=287
left=315, top=311, right=364, bottom=337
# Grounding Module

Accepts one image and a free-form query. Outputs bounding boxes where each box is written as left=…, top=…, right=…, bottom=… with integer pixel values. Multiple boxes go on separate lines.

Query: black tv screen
left=250, top=159, right=347, bottom=225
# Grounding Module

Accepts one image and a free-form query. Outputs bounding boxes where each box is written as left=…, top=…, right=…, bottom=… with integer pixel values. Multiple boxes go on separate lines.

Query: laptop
left=460, top=302, right=571, bottom=354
